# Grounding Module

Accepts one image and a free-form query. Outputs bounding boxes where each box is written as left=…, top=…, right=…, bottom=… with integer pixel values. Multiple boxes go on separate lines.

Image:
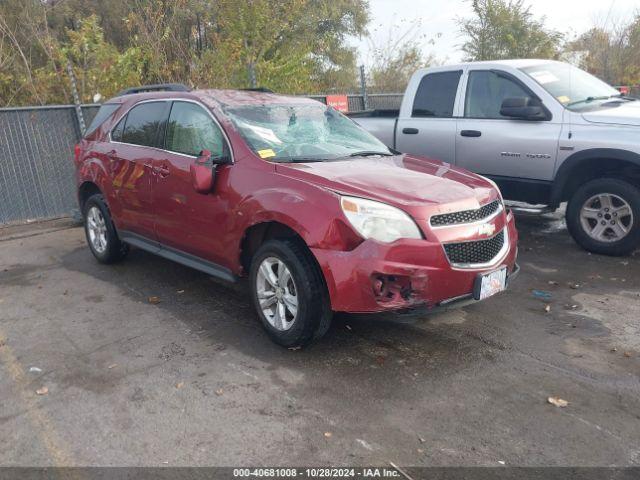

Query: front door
left=455, top=69, right=562, bottom=184
left=152, top=101, right=232, bottom=266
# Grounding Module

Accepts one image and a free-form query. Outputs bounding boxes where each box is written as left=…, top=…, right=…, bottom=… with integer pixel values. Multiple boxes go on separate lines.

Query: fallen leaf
left=547, top=396, right=568, bottom=407
left=36, top=387, right=48, bottom=396
left=176, top=382, right=185, bottom=389
left=417, top=448, right=424, bottom=453
left=215, top=388, right=224, bottom=396
left=375, top=355, right=386, bottom=365
left=107, top=363, right=118, bottom=369
left=610, top=348, right=617, bottom=353
left=624, top=352, right=632, bottom=358
left=148, top=296, right=161, bottom=304
left=418, top=436, right=425, bottom=443
left=324, top=432, right=332, bottom=438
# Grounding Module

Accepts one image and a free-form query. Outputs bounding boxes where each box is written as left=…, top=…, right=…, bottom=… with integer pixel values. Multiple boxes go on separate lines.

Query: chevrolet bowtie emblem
left=478, top=223, right=495, bottom=236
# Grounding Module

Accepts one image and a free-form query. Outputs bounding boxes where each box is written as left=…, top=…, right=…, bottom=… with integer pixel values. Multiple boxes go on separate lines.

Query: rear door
left=455, top=69, right=562, bottom=186
left=109, top=100, right=169, bottom=239
left=395, top=70, right=463, bottom=164
left=152, top=100, right=233, bottom=266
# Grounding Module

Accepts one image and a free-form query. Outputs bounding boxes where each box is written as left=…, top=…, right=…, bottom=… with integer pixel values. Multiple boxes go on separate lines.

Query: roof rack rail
left=241, top=87, right=274, bottom=93
left=117, top=83, right=191, bottom=96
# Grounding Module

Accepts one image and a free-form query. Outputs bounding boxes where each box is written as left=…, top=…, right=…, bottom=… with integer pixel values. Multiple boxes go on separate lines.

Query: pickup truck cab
left=75, top=85, right=518, bottom=348
left=353, top=60, right=640, bottom=256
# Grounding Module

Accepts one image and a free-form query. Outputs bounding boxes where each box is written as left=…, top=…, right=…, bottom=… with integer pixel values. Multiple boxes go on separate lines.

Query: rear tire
left=249, top=238, right=332, bottom=348
left=566, top=178, right=640, bottom=256
left=83, top=194, right=129, bottom=264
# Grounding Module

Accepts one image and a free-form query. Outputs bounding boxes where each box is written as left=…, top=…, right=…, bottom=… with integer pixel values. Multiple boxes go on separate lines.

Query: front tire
left=566, top=178, right=640, bottom=256
left=83, top=194, right=129, bottom=263
left=249, top=239, right=332, bottom=348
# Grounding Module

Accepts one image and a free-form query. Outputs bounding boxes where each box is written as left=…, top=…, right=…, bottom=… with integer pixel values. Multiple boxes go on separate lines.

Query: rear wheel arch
left=78, top=181, right=102, bottom=212
left=551, top=149, right=640, bottom=206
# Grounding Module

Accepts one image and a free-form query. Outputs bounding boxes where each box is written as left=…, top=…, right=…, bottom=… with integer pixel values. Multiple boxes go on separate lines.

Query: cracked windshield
left=225, top=104, right=392, bottom=162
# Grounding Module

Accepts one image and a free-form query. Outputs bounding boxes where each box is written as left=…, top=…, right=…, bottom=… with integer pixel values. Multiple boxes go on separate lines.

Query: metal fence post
left=66, top=61, right=86, bottom=136
left=359, top=65, right=369, bottom=111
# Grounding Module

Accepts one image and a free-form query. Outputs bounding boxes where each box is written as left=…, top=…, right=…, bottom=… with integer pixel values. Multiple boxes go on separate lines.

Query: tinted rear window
left=121, top=102, right=167, bottom=147
left=84, top=103, right=120, bottom=137
left=412, top=71, right=462, bottom=118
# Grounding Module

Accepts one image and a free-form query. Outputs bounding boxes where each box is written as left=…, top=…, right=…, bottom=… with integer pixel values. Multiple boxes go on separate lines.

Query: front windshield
left=520, top=62, right=621, bottom=111
left=224, top=103, right=392, bottom=162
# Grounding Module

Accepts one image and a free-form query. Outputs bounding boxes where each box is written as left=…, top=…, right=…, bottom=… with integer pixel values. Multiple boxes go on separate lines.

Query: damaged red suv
left=75, top=84, right=519, bottom=347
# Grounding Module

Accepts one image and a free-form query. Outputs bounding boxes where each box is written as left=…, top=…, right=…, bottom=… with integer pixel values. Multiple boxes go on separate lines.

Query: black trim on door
left=119, top=230, right=237, bottom=283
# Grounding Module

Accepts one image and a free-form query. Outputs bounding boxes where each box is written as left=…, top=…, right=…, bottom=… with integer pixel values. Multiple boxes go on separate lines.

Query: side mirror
left=190, top=150, right=215, bottom=194
left=500, top=97, right=546, bottom=120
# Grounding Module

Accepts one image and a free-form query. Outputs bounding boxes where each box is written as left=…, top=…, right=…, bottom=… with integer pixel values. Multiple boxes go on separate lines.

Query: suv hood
left=581, top=101, right=640, bottom=127
left=275, top=155, right=498, bottom=219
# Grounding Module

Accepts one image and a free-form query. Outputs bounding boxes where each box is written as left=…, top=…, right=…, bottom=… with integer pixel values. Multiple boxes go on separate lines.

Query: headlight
left=340, top=196, right=422, bottom=243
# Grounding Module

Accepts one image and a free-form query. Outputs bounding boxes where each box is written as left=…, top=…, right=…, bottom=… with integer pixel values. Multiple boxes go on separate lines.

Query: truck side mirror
left=500, top=97, right=546, bottom=120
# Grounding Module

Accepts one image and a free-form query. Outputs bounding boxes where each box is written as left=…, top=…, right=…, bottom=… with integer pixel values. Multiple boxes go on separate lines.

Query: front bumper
left=311, top=213, right=518, bottom=313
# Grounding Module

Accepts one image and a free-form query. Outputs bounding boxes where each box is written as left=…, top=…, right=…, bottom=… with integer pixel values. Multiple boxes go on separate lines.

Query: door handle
left=156, top=165, right=170, bottom=177
left=460, top=130, right=482, bottom=137
left=402, top=127, right=419, bottom=135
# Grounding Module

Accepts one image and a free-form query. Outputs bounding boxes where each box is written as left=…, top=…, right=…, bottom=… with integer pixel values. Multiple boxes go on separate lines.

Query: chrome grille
left=431, top=200, right=501, bottom=227
left=444, top=230, right=505, bottom=266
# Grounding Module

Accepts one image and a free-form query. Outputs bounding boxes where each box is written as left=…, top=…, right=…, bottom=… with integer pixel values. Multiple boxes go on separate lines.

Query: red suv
left=75, top=84, right=519, bottom=347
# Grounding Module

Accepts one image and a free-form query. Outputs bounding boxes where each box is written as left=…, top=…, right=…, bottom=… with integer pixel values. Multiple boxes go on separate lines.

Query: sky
left=354, top=0, right=640, bottom=65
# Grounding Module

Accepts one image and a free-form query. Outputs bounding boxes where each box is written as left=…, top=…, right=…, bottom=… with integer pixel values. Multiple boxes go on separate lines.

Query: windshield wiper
left=347, top=151, right=394, bottom=157
left=566, top=96, right=611, bottom=107
left=278, top=157, right=327, bottom=163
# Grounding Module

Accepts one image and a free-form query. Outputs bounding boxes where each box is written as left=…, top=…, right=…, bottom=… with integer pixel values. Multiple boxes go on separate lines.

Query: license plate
left=474, top=267, right=507, bottom=301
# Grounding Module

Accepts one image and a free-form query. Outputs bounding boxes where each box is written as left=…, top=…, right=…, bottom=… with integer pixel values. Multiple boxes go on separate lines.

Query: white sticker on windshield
left=242, top=123, right=283, bottom=144
left=529, top=70, right=559, bottom=85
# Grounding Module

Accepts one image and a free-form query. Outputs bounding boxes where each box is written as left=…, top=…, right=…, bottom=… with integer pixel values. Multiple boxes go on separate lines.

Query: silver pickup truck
left=352, top=59, right=640, bottom=256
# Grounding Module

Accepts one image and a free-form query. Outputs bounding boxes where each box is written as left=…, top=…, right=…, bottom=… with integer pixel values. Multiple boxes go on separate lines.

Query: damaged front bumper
left=311, top=215, right=519, bottom=314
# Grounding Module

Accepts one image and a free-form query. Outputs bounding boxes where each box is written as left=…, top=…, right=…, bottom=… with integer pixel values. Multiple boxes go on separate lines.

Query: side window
left=465, top=71, right=531, bottom=119
left=121, top=102, right=167, bottom=147
left=165, top=102, right=227, bottom=157
left=412, top=70, right=462, bottom=118
left=84, top=103, right=120, bottom=137
left=111, top=116, right=125, bottom=142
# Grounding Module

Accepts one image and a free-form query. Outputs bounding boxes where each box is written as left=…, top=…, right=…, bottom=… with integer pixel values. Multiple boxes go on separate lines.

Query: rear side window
left=111, top=117, right=125, bottom=142
left=121, top=102, right=167, bottom=147
left=84, top=103, right=120, bottom=137
left=412, top=71, right=462, bottom=118
left=165, top=102, right=227, bottom=157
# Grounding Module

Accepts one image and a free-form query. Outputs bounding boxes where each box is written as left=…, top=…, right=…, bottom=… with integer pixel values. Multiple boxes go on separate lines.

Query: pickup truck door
left=455, top=69, right=562, bottom=200
left=395, top=70, right=463, bottom=164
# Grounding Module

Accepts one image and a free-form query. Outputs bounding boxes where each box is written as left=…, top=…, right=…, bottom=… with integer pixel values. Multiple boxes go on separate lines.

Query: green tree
left=459, top=0, right=562, bottom=61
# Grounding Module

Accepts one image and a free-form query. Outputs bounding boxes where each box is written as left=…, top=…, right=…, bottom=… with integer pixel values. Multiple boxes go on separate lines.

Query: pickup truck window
left=520, top=62, right=622, bottom=111
left=412, top=70, right=461, bottom=118
left=465, top=71, right=530, bottom=119
left=225, top=104, right=391, bottom=162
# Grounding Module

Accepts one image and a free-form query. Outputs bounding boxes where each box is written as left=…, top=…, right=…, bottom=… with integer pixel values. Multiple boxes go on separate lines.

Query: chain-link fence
left=0, top=105, right=99, bottom=225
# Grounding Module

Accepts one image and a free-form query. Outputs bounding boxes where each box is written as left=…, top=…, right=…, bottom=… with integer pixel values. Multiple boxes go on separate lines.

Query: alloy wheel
left=579, top=193, right=634, bottom=243
left=87, top=206, right=108, bottom=253
left=255, top=256, right=298, bottom=331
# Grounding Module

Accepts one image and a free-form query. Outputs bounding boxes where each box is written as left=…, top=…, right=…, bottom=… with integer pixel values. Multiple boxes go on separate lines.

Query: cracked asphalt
left=0, top=213, right=639, bottom=466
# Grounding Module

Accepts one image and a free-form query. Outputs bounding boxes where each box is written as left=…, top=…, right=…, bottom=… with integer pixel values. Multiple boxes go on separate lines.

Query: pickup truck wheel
left=250, top=239, right=332, bottom=348
left=83, top=194, right=129, bottom=264
left=566, top=178, right=640, bottom=256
